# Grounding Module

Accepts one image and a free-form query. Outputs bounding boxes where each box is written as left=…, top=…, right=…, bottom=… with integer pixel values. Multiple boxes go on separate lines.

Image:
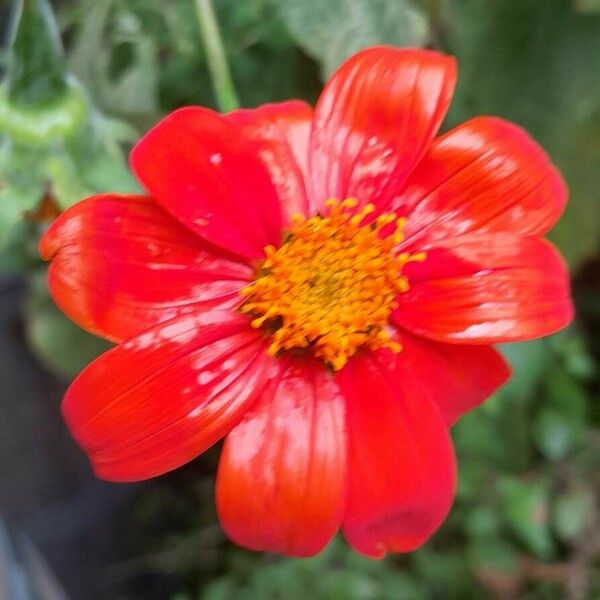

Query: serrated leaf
left=278, top=0, right=429, bottom=76
left=5, top=0, right=67, bottom=105
left=68, top=0, right=160, bottom=120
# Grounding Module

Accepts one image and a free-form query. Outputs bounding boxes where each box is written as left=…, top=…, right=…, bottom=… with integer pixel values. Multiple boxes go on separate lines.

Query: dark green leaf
left=446, top=0, right=600, bottom=269
left=278, top=0, right=429, bottom=76
left=465, top=507, right=501, bottom=539
left=68, top=0, right=160, bottom=121
left=5, top=0, right=67, bottom=105
left=498, top=477, right=554, bottom=558
left=0, top=219, right=43, bottom=272
left=497, top=340, right=551, bottom=402
left=468, top=538, right=518, bottom=573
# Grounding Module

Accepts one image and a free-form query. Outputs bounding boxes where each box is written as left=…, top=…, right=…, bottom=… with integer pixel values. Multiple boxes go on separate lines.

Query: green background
left=0, top=1, right=599, bottom=598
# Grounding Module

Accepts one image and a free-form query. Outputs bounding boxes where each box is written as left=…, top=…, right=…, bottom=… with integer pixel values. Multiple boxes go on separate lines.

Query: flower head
left=40, top=47, right=572, bottom=558
left=240, top=198, right=425, bottom=370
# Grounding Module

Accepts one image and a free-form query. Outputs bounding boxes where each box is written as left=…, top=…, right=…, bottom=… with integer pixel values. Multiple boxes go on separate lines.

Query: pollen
left=240, top=199, right=425, bottom=371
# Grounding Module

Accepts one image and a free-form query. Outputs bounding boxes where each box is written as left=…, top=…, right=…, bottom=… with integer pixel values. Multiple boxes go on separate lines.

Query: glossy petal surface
left=130, top=107, right=282, bottom=259
left=226, top=101, right=313, bottom=221
left=216, top=359, right=346, bottom=557
left=39, top=194, right=251, bottom=343
left=63, top=311, right=277, bottom=481
left=395, top=234, right=573, bottom=343
left=393, top=117, right=568, bottom=246
left=337, top=352, right=456, bottom=558
left=309, top=47, right=456, bottom=212
left=396, top=332, right=511, bottom=426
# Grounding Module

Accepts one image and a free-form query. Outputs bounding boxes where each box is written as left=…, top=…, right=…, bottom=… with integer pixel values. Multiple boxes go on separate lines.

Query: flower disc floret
left=241, top=198, right=425, bottom=370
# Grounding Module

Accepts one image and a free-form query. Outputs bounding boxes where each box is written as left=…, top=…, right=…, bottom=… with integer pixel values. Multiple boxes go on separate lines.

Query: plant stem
left=194, top=0, right=239, bottom=112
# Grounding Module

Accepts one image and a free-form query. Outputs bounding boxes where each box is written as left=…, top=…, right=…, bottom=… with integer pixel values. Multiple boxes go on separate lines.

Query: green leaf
left=549, top=329, right=596, bottom=380
left=413, top=549, right=472, bottom=597
left=25, top=272, right=112, bottom=378
left=278, top=0, right=429, bottom=76
left=533, top=410, right=576, bottom=460
left=0, top=82, right=88, bottom=146
left=465, top=507, right=501, bottom=539
left=0, top=0, right=88, bottom=145
left=0, top=219, right=43, bottom=272
left=574, top=0, right=600, bottom=14
left=533, top=367, right=587, bottom=459
left=0, top=137, right=45, bottom=243
left=497, top=339, right=551, bottom=402
left=215, top=0, right=323, bottom=108
left=5, top=0, right=67, bottom=105
left=552, top=488, right=593, bottom=542
left=542, top=368, right=587, bottom=424
left=202, top=537, right=427, bottom=599
left=498, top=477, right=554, bottom=558
left=468, top=538, right=518, bottom=573
left=446, top=0, right=600, bottom=269
left=68, top=0, right=160, bottom=120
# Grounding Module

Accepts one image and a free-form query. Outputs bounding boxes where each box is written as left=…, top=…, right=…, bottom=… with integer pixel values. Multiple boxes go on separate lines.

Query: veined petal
left=377, top=333, right=510, bottom=426
left=309, top=47, right=456, bottom=212
left=394, top=233, right=573, bottom=344
left=226, top=101, right=313, bottom=221
left=39, top=194, right=252, bottom=343
left=130, top=107, right=283, bottom=259
left=63, top=311, right=277, bottom=482
left=394, top=117, right=568, bottom=246
left=216, top=359, right=346, bottom=557
left=337, top=352, right=456, bottom=558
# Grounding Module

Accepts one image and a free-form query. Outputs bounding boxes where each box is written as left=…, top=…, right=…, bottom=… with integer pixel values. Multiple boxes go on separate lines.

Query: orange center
left=240, top=198, right=425, bottom=370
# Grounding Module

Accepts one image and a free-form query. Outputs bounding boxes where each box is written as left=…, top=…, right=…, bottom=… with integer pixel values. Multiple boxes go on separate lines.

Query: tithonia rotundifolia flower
left=40, top=47, right=572, bottom=558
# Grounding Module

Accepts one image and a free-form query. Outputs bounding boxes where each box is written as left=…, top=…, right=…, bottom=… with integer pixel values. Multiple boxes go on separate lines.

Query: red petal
left=39, top=194, right=252, bottom=343
left=216, top=359, right=346, bottom=557
left=309, top=47, right=456, bottom=212
left=130, top=107, right=283, bottom=259
left=394, top=117, right=568, bottom=246
left=337, top=352, right=456, bottom=558
left=395, top=234, right=573, bottom=344
left=383, top=333, right=510, bottom=426
left=226, top=101, right=313, bottom=221
left=62, top=311, right=277, bottom=481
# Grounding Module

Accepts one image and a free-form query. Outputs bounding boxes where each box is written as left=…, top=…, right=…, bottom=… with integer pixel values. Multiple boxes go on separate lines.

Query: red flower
left=39, top=47, right=572, bottom=558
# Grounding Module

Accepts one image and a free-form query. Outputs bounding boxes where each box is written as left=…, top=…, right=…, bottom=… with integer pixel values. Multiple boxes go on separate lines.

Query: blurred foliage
left=278, top=0, right=428, bottom=76
left=443, top=0, right=600, bottom=271
left=0, top=0, right=599, bottom=598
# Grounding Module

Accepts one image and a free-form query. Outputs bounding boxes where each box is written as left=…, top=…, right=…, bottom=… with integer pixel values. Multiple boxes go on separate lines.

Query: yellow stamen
left=240, top=199, right=425, bottom=370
